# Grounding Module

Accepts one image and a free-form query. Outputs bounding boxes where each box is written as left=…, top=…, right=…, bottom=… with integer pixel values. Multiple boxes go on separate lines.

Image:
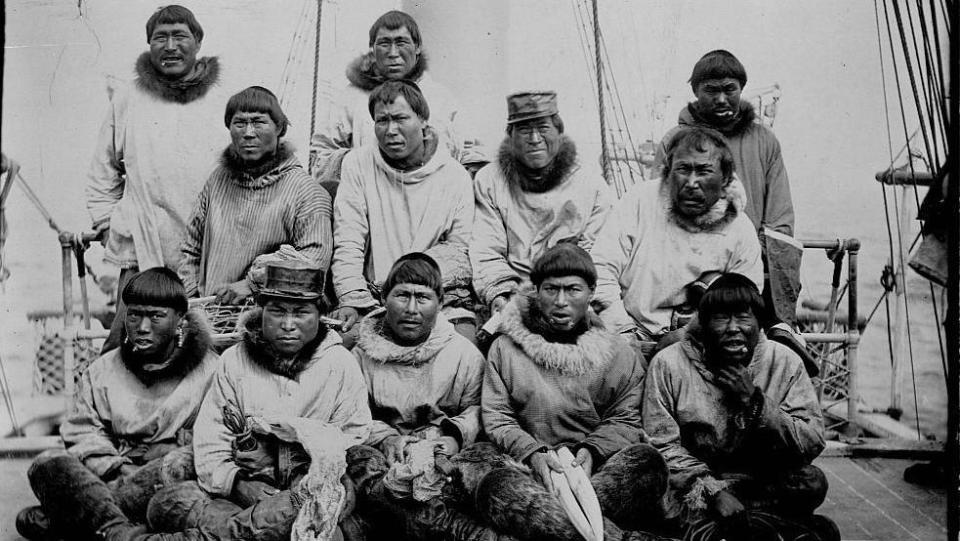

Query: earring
left=176, top=326, right=185, bottom=348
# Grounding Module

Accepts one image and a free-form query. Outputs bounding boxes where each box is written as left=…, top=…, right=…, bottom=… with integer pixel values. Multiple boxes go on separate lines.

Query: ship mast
left=945, top=3, right=958, bottom=538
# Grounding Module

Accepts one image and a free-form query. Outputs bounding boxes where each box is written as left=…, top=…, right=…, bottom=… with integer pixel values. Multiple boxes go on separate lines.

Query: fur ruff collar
left=498, top=292, right=614, bottom=376
left=120, top=310, right=212, bottom=385
left=356, top=308, right=456, bottom=367
left=496, top=135, right=578, bottom=194
left=684, top=101, right=757, bottom=137
left=346, top=50, right=429, bottom=91
left=661, top=174, right=747, bottom=233
left=220, top=141, right=297, bottom=188
left=135, top=52, right=220, bottom=104
left=239, top=307, right=328, bottom=380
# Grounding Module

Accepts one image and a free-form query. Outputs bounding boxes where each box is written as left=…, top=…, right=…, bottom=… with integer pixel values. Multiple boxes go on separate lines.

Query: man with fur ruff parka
left=471, top=91, right=613, bottom=314
left=591, top=126, right=763, bottom=343
left=309, top=10, right=479, bottom=186
left=481, top=244, right=669, bottom=537
left=19, top=268, right=221, bottom=540
left=87, top=5, right=229, bottom=352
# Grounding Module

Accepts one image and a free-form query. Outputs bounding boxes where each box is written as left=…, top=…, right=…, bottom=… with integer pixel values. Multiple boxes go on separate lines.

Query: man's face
left=510, top=117, right=561, bottom=170
left=536, top=275, right=593, bottom=333
left=384, top=283, right=440, bottom=346
left=702, top=307, right=761, bottom=366
left=148, top=22, right=200, bottom=79
left=261, top=299, right=320, bottom=358
left=230, top=112, right=280, bottom=163
left=668, top=143, right=727, bottom=217
left=372, top=26, right=420, bottom=80
left=694, top=78, right=742, bottom=126
left=374, top=96, right=425, bottom=162
left=125, top=304, right=181, bottom=356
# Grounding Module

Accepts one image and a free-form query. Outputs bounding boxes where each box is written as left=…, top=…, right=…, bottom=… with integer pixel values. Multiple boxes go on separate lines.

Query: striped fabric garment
left=179, top=146, right=332, bottom=296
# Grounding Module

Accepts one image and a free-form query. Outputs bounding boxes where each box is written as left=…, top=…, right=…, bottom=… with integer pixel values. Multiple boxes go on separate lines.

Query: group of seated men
left=17, top=4, right=838, bottom=541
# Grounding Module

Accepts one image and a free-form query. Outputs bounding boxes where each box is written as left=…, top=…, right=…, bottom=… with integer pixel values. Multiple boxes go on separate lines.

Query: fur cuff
left=684, top=475, right=730, bottom=517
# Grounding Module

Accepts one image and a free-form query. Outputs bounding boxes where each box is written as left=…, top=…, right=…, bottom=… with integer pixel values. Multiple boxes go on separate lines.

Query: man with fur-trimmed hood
left=471, top=91, right=613, bottom=315
left=18, top=268, right=220, bottom=540
left=309, top=10, right=482, bottom=186
left=87, top=5, right=227, bottom=352
left=156, top=261, right=373, bottom=540
left=481, top=244, right=669, bottom=537
left=592, top=126, right=763, bottom=345
left=179, top=86, right=332, bottom=305
left=655, top=50, right=813, bottom=374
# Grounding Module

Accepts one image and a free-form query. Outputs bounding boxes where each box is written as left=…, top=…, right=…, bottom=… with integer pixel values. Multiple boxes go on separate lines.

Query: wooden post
left=59, top=232, right=75, bottom=413
left=889, top=185, right=912, bottom=416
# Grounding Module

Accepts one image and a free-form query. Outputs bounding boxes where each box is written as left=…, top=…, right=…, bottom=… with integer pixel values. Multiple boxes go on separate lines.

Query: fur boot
left=591, top=443, right=669, bottom=531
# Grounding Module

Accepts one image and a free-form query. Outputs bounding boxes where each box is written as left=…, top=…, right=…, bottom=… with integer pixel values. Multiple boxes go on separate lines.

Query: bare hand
left=529, top=451, right=563, bottom=493
left=93, top=222, right=111, bottom=248
left=213, top=280, right=253, bottom=305
left=716, top=365, right=756, bottom=408
left=234, top=439, right=276, bottom=477
left=329, top=306, right=361, bottom=332
left=711, top=489, right=745, bottom=518
left=381, top=434, right=418, bottom=466
left=232, top=478, right=280, bottom=508
left=118, top=463, right=140, bottom=480
left=436, top=436, right=460, bottom=457
left=572, top=447, right=593, bottom=477
left=490, top=294, right=511, bottom=314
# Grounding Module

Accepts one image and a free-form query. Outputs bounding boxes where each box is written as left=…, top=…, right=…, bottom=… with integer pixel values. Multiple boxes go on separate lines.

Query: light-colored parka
left=353, top=309, right=484, bottom=448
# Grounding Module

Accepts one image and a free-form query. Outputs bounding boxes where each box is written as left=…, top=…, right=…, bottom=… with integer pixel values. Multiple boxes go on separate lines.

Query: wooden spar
left=890, top=184, right=911, bottom=416
left=945, top=3, right=958, bottom=538
left=591, top=0, right=611, bottom=185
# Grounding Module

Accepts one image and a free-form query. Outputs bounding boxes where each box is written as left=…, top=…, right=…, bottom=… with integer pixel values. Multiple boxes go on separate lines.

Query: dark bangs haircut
left=381, top=253, right=443, bottom=300
left=368, top=80, right=430, bottom=121
left=689, top=49, right=747, bottom=91
left=660, top=126, right=735, bottom=181
left=122, top=267, right=188, bottom=314
left=530, top=242, right=597, bottom=289
left=224, top=86, right=289, bottom=137
left=697, top=273, right=764, bottom=323
left=146, top=5, right=204, bottom=42
left=368, top=10, right=422, bottom=47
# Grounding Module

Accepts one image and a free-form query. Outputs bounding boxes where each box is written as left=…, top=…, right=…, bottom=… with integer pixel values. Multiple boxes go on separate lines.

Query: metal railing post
left=846, top=239, right=861, bottom=433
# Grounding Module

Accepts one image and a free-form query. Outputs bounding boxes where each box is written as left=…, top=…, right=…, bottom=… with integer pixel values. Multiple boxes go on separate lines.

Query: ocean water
left=1, top=0, right=949, bottom=439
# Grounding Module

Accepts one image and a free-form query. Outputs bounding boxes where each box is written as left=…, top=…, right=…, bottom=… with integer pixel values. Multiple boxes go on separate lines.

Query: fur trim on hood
left=220, top=141, right=299, bottom=188
left=356, top=308, right=456, bottom=366
left=238, top=307, right=329, bottom=380
left=498, top=291, right=615, bottom=376
left=660, top=173, right=748, bottom=233
left=497, top=135, right=578, bottom=194
left=346, top=50, right=429, bottom=91
left=120, top=310, right=212, bottom=385
left=135, top=52, right=220, bottom=104
left=681, top=100, right=757, bottom=137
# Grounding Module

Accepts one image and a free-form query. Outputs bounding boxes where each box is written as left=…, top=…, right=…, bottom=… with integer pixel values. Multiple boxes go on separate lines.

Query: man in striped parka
left=179, top=86, right=333, bottom=304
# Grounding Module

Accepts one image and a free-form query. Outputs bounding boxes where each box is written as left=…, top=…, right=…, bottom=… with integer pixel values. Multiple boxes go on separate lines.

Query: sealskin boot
left=15, top=505, right=59, bottom=541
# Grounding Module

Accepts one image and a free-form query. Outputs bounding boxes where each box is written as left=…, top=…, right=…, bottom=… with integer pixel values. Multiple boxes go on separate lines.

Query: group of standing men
left=17, top=5, right=839, bottom=541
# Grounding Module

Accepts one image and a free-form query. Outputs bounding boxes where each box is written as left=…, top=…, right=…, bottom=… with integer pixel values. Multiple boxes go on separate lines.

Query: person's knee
left=147, top=481, right=212, bottom=532
left=28, top=449, right=74, bottom=479
left=794, top=464, right=829, bottom=509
